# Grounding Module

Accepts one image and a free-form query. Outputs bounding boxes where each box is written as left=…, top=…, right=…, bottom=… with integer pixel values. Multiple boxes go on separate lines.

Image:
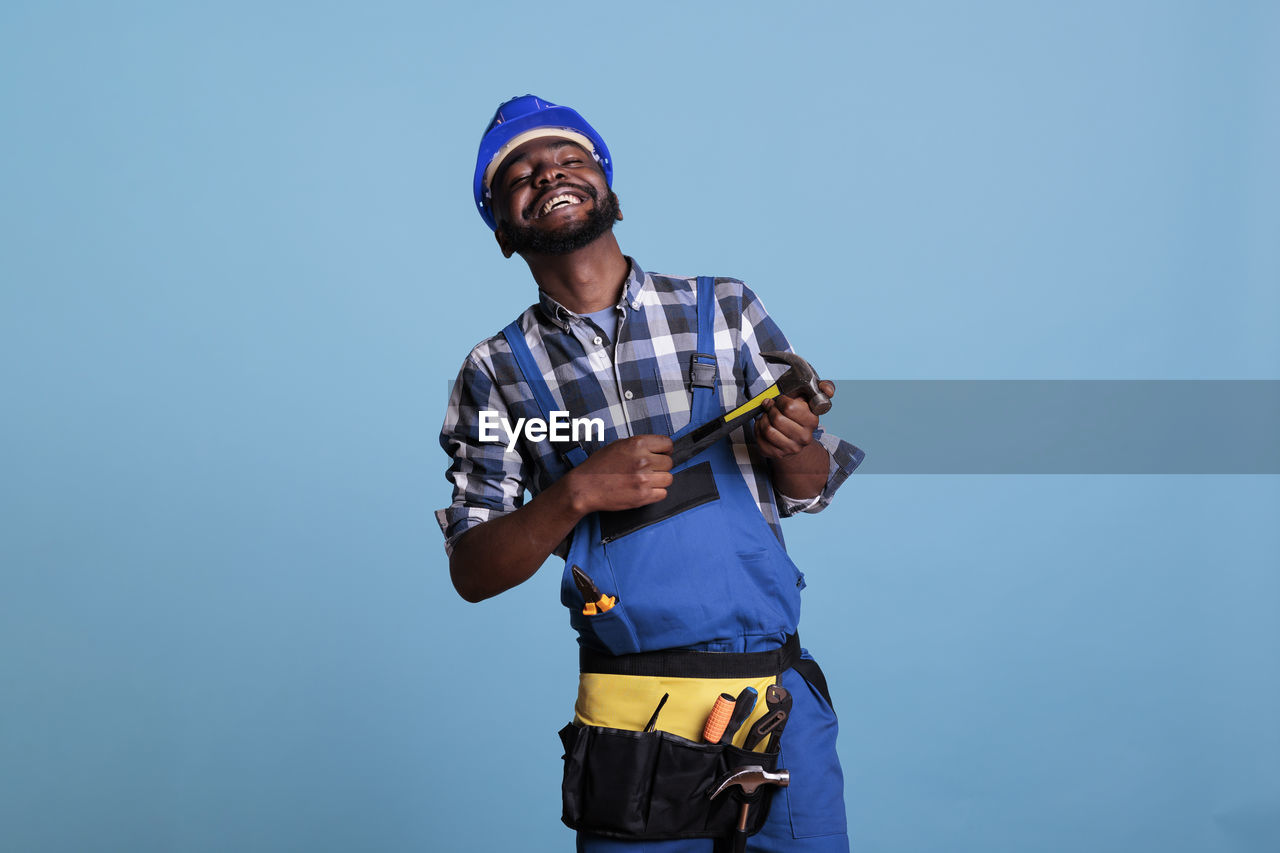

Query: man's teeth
left=540, top=194, right=582, bottom=216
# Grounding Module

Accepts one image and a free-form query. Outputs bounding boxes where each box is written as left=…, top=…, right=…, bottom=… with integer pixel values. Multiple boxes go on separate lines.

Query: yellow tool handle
left=722, top=384, right=781, bottom=424
left=582, top=594, right=617, bottom=616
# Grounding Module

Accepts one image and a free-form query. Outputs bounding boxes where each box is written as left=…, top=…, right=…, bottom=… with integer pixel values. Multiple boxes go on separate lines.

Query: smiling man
left=438, top=95, right=864, bottom=852
left=493, top=137, right=621, bottom=257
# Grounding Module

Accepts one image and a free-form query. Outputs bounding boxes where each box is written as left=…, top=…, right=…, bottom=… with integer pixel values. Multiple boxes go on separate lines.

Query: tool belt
left=559, top=635, right=819, bottom=840
left=580, top=633, right=831, bottom=709
left=558, top=722, right=779, bottom=839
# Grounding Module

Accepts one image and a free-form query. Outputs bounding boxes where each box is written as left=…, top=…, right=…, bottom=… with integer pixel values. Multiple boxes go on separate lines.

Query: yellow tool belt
left=575, top=672, right=776, bottom=747
left=574, top=633, right=802, bottom=743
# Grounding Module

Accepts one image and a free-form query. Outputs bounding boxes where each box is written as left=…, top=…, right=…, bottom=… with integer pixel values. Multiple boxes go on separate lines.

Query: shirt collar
left=536, top=257, right=650, bottom=331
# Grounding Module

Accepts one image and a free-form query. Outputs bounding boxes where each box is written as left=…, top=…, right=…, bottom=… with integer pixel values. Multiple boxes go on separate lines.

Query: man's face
left=490, top=137, right=620, bottom=257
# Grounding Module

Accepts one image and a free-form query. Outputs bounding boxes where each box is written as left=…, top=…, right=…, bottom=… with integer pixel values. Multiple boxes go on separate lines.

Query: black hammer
left=668, top=351, right=831, bottom=467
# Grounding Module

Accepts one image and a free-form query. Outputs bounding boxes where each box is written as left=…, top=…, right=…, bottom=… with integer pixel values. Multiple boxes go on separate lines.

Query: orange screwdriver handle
left=702, top=693, right=737, bottom=743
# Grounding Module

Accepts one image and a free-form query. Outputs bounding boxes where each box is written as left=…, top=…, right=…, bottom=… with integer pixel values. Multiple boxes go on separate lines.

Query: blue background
left=2, top=1, right=1278, bottom=851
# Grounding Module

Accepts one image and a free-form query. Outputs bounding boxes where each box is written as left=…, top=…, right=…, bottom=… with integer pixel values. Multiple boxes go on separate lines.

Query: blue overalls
left=502, top=278, right=848, bottom=852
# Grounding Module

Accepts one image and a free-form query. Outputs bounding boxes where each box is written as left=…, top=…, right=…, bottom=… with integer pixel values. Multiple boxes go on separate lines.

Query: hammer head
left=709, top=765, right=791, bottom=800
left=761, top=351, right=832, bottom=415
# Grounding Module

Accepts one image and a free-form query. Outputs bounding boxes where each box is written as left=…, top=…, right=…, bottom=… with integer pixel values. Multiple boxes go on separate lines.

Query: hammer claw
left=710, top=765, right=791, bottom=800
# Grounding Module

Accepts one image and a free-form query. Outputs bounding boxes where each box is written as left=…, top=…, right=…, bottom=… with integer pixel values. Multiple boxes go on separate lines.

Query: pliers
left=572, top=565, right=617, bottom=616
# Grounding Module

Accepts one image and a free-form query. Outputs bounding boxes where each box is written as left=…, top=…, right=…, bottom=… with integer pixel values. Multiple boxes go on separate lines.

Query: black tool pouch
left=558, top=722, right=779, bottom=840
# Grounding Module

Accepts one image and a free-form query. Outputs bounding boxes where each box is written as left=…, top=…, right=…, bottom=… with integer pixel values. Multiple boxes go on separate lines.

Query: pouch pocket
left=573, top=599, right=643, bottom=656
left=559, top=722, right=780, bottom=840
left=598, top=461, right=719, bottom=543
left=560, top=724, right=657, bottom=833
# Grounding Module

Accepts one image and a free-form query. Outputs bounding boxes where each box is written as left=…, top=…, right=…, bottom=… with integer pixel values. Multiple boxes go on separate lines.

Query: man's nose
left=533, top=161, right=565, bottom=185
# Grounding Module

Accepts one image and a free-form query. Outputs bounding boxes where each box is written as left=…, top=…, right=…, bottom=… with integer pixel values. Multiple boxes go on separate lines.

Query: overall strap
left=689, top=276, right=722, bottom=423
left=500, top=321, right=589, bottom=471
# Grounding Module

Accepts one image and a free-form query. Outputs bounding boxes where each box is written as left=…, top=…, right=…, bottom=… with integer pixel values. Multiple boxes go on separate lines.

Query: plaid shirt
left=436, top=259, right=864, bottom=556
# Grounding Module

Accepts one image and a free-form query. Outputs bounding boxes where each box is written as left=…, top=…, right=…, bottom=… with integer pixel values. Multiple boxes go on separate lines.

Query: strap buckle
left=689, top=353, right=718, bottom=391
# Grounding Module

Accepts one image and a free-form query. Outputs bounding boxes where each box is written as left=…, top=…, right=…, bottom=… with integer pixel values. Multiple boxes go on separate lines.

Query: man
left=438, top=95, right=864, bottom=852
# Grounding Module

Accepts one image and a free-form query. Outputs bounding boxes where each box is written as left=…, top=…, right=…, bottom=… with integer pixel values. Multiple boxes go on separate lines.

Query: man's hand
left=756, top=380, right=836, bottom=499
left=450, top=434, right=673, bottom=602
left=754, top=380, right=837, bottom=460
left=565, top=434, right=674, bottom=514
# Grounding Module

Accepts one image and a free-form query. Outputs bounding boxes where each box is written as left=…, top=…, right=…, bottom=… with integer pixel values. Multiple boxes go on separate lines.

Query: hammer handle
left=669, top=372, right=830, bottom=466
left=668, top=406, right=762, bottom=467
left=732, top=803, right=751, bottom=852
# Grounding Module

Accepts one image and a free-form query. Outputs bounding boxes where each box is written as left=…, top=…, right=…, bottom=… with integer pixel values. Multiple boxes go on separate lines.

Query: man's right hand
left=449, top=434, right=672, bottom=602
left=566, top=434, right=674, bottom=514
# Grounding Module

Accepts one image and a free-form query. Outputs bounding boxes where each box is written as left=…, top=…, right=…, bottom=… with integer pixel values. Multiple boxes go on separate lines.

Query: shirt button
left=593, top=336, right=603, bottom=346
left=624, top=390, right=634, bottom=400
left=630, top=301, right=640, bottom=310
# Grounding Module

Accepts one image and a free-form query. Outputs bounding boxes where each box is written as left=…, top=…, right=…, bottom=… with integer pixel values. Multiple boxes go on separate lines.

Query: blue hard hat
left=473, top=95, right=613, bottom=230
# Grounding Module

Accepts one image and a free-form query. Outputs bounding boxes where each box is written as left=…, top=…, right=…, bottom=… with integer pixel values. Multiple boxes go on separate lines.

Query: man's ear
left=612, top=192, right=623, bottom=221
left=494, top=226, right=516, bottom=259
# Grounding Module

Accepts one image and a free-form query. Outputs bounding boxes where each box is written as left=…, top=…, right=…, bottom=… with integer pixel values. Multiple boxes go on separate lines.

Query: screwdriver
left=702, top=693, right=737, bottom=743
left=644, top=693, right=670, bottom=734
left=718, top=686, right=758, bottom=744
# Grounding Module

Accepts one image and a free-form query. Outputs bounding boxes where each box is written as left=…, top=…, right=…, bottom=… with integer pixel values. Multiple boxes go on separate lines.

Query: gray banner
left=445, top=380, right=1280, bottom=473
left=820, top=380, right=1279, bottom=474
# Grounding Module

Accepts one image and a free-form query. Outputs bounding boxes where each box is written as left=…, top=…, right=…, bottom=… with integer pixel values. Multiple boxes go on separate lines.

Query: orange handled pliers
left=571, top=565, right=617, bottom=616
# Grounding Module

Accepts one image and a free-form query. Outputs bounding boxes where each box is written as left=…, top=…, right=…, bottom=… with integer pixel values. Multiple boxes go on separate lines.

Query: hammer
left=669, top=351, right=831, bottom=467
left=709, top=765, right=791, bottom=853
left=764, top=352, right=832, bottom=416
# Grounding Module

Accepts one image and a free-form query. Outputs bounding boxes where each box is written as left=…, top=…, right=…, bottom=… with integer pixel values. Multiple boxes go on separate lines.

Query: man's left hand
left=753, top=380, right=837, bottom=459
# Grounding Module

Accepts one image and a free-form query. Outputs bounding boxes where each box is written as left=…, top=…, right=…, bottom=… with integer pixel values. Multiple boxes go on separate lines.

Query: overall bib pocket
left=592, top=473, right=802, bottom=654
left=597, top=461, right=719, bottom=543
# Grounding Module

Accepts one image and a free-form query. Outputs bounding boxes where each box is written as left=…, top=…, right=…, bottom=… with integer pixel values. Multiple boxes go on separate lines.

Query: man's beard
left=498, top=189, right=620, bottom=256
